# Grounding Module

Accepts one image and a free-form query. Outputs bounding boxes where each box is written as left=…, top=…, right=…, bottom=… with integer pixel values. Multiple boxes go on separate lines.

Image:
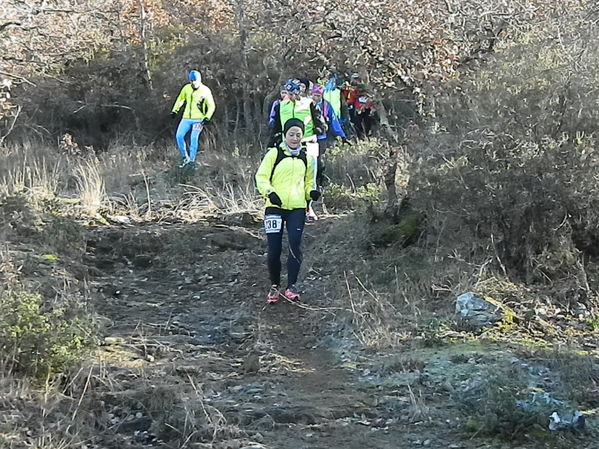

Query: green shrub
left=326, top=139, right=387, bottom=187
left=544, top=348, right=599, bottom=407
left=41, top=215, right=86, bottom=257
left=323, top=182, right=384, bottom=213
left=0, top=289, right=98, bottom=378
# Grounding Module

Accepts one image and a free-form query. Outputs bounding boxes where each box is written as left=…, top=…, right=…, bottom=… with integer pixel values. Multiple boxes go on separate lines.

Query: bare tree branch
left=0, top=70, right=36, bottom=86
left=0, top=21, right=23, bottom=32
left=0, top=105, right=22, bottom=145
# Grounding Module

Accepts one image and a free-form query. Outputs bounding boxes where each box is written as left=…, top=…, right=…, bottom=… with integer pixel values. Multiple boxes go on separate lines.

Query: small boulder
left=455, top=292, right=505, bottom=329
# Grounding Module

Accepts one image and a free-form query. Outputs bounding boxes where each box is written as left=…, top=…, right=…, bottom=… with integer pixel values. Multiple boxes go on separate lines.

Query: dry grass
left=326, top=138, right=387, bottom=190
left=407, top=384, right=431, bottom=423
left=2, top=112, right=597, bottom=449
left=0, top=140, right=264, bottom=446
left=0, top=139, right=266, bottom=225
left=0, top=247, right=20, bottom=287
left=0, top=135, right=395, bottom=228
left=177, top=180, right=260, bottom=216
left=75, top=157, right=106, bottom=216
left=343, top=271, right=406, bottom=349
left=0, top=359, right=244, bottom=448
left=0, top=143, right=62, bottom=197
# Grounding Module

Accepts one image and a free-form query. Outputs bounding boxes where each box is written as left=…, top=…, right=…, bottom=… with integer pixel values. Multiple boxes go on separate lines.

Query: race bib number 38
left=264, top=214, right=283, bottom=234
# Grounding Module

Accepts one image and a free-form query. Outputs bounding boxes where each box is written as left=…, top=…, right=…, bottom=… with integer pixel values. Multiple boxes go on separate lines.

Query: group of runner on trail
left=170, top=70, right=377, bottom=304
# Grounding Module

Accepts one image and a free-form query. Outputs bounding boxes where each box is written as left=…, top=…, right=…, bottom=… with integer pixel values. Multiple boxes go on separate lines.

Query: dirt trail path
left=84, top=219, right=473, bottom=449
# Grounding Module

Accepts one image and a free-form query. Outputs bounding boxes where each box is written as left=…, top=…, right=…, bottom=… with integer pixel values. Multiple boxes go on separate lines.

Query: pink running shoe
left=267, top=285, right=280, bottom=304
left=284, top=284, right=301, bottom=301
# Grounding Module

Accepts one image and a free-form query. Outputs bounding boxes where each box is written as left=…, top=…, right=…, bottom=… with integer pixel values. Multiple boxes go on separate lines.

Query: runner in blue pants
left=255, top=118, right=320, bottom=303
left=170, top=70, right=216, bottom=169
left=175, top=119, right=204, bottom=166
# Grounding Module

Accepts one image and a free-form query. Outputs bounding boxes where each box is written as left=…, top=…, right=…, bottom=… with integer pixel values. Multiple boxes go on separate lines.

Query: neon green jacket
left=323, top=88, right=342, bottom=118
left=171, top=83, right=216, bottom=120
left=279, top=98, right=315, bottom=137
left=255, top=144, right=316, bottom=210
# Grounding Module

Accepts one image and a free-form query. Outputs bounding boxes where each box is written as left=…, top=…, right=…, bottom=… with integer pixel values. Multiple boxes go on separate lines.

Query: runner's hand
left=170, top=111, right=177, bottom=119
left=309, top=190, right=321, bottom=201
left=268, top=192, right=282, bottom=207
left=203, top=117, right=211, bottom=126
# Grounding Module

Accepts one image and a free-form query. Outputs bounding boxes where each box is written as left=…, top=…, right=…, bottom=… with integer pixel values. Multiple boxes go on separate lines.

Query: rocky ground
left=75, top=215, right=597, bottom=449
left=1, top=180, right=598, bottom=448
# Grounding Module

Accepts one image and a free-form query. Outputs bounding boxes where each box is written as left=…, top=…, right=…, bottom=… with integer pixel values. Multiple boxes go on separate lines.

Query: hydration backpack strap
left=269, top=147, right=307, bottom=182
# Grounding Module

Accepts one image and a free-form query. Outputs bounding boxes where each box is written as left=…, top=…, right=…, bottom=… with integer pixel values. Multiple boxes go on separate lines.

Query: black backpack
left=269, top=146, right=307, bottom=181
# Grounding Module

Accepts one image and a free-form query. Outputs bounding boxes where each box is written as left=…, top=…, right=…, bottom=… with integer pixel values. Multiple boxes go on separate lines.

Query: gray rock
left=117, top=416, right=152, bottom=433
left=574, top=302, right=591, bottom=319
left=516, top=391, right=565, bottom=410
left=243, top=353, right=261, bottom=374
left=514, top=392, right=585, bottom=432
left=175, top=365, right=203, bottom=376
left=455, top=292, right=504, bottom=329
left=103, top=336, right=125, bottom=345
left=133, top=254, right=153, bottom=268
left=549, top=411, right=585, bottom=431
left=100, top=284, right=120, bottom=296
left=112, top=215, right=131, bottom=225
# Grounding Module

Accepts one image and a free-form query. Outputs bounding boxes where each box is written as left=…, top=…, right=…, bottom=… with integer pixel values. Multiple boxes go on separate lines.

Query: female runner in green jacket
left=255, top=118, right=320, bottom=303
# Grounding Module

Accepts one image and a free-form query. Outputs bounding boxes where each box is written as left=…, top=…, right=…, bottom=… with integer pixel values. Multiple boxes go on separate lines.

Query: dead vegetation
left=2, top=15, right=599, bottom=449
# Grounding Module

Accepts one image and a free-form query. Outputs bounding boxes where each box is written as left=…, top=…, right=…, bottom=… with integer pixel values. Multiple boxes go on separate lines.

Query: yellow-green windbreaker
left=255, top=144, right=316, bottom=210
left=171, top=83, right=216, bottom=120
left=323, top=88, right=342, bottom=118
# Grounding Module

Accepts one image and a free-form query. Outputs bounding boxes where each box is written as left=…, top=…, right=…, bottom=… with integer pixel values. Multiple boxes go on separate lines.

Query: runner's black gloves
left=309, top=190, right=321, bottom=201
left=268, top=192, right=282, bottom=207
left=170, top=111, right=177, bottom=119
left=203, top=117, right=211, bottom=126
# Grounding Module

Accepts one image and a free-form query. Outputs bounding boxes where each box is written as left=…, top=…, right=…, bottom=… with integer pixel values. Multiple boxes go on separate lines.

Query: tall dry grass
left=0, top=142, right=62, bottom=197
left=74, top=157, right=106, bottom=215
left=0, top=134, right=388, bottom=224
left=0, top=139, right=230, bottom=219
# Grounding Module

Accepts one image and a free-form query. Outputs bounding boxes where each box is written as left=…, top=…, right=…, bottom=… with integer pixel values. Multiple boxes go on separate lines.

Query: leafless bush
left=407, top=31, right=599, bottom=283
